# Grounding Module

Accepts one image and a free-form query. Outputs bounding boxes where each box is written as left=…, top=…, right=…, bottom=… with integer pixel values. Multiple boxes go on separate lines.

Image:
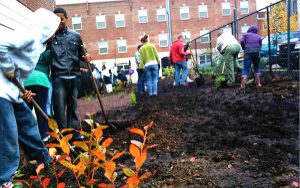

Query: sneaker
left=0, top=182, right=13, bottom=188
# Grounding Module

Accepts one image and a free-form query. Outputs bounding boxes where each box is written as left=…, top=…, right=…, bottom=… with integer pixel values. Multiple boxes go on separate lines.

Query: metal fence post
left=209, top=33, right=213, bottom=67
left=194, top=40, right=198, bottom=65
left=287, top=0, right=291, bottom=71
left=267, top=6, right=272, bottom=75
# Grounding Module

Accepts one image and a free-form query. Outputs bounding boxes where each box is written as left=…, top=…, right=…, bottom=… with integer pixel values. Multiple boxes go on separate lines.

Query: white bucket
left=106, top=84, right=113, bottom=93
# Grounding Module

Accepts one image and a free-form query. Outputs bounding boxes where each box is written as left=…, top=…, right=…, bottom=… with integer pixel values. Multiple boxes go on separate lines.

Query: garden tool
left=80, top=45, right=116, bottom=129
left=188, top=45, right=204, bottom=86
left=12, top=77, right=78, bottom=155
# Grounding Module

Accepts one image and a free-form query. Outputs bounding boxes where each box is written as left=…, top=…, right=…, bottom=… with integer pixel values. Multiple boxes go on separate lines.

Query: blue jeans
left=0, top=97, right=51, bottom=184
left=137, top=68, right=145, bottom=93
left=242, top=52, right=261, bottom=76
left=52, top=77, right=79, bottom=131
left=145, top=64, right=158, bottom=96
left=174, top=61, right=188, bottom=86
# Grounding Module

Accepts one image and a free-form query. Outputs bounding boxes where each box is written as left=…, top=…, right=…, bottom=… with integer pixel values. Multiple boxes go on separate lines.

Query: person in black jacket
left=51, top=8, right=90, bottom=140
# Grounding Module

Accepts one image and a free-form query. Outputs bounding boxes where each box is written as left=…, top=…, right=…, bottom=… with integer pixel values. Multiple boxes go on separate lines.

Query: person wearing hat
left=0, top=8, right=60, bottom=187
left=51, top=8, right=91, bottom=140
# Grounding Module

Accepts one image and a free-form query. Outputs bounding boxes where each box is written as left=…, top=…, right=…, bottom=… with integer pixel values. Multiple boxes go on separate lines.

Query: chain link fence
left=189, top=0, right=299, bottom=78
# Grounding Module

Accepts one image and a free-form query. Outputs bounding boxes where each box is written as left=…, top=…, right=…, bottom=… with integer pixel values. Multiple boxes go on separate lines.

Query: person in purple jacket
left=240, top=25, right=262, bottom=90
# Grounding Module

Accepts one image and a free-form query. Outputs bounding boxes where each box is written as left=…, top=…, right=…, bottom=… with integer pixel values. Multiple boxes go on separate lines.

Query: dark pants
left=137, top=68, right=145, bottom=93
left=24, top=85, right=49, bottom=139
left=52, top=77, right=80, bottom=131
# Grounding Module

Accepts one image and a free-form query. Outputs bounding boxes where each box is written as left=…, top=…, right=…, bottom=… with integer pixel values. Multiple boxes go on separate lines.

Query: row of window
left=72, top=1, right=250, bottom=30
left=98, top=25, right=251, bottom=54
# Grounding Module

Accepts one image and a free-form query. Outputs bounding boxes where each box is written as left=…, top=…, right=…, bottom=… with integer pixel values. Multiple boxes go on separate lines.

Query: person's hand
left=20, top=90, right=36, bottom=102
left=4, top=71, right=15, bottom=80
left=83, top=54, right=91, bottom=63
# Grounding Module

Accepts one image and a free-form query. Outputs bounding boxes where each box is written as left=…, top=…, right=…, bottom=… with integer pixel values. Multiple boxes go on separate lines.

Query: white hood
left=0, top=8, right=60, bottom=103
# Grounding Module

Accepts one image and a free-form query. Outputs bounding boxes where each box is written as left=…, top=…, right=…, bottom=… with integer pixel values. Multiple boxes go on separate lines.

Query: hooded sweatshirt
left=240, top=25, right=262, bottom=52
left=169, top=39, right=190, bottom=63
left=0, top=8, right=60, bottom=103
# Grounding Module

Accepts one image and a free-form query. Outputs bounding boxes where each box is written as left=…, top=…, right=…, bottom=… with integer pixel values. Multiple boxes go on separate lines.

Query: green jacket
left=139, top=42, right=160, bottom=69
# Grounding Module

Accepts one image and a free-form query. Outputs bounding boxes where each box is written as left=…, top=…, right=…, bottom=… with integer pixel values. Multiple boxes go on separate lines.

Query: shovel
left=188, top=45, right=205, bottom=86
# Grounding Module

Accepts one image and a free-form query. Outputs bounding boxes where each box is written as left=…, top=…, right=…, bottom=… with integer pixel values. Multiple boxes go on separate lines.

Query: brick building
left=56, top=0, right=257, bottom=73
left=18, top=0, right=55, bottom=11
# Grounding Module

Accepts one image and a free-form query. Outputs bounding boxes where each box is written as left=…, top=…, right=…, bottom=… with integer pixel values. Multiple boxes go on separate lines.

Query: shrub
left=162, top=66, right=175, bottom=77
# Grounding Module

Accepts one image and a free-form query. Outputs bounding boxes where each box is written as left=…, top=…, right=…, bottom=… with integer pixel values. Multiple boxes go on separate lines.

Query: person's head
left=141, top=35, right=149, bottom=44
left=137, top=44, right=142, bottom=50
left=218, top=30, right=224, bottom=37
left=102, top=65, right=106, bottom=70
left=247, top=25, right=258, bottom=34
left=54, top=8, right=68, bottom=30
left=177, top=34, right=184, bottom=42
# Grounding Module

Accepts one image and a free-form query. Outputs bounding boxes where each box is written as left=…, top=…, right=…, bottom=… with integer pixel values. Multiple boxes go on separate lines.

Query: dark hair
left=54, top=7, right=68, bottom=18
left=141, top=35, right=148, bottom=43
left=137, top=44, right=142, bottom=50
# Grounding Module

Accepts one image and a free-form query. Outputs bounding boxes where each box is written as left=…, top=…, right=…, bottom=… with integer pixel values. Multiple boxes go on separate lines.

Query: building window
left=96, top=15, right=106, bottom=29
left=222, top=2, right=231, bottom=16
left=199, top=5, right=208, bottom=18
left=200, top=30, right=209, bottom=43
left=181, top=31, right=191, bottom=44
left=257, top=12, right=266, bottom=20
left=223, top=26, right=232, bottom=34
left=241, top=25, right=250, bottom=33
left=117, top=39, right=127, bottom=53
left=99, top=41, right=108, bottom=54
left=180, top=6, right=189, bottom=20
left=72, top=16, right=82, bottom=30
left=138, top=9, right=148, bottom=23
left=240, top=1, right=249, bottom=14
left=115, top=14, right=125, bottom=28
left=199, top=54, right=211, bottom=64
left=159, top=33, right=168, bottom=47
left=157, top=8, right=166, bottom=22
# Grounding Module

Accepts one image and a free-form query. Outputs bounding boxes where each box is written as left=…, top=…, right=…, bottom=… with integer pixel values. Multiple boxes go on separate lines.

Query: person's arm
left=78, top=36, right=91, bottom=63
left=0, top=42, right=15, bottom=77
left=139, top=48, right=145, bottom=69
left=216, top=37, right=222, bottom=53
left=179, top=43, right=190, bottom=56
left=240, top=35, right=246, bottom=50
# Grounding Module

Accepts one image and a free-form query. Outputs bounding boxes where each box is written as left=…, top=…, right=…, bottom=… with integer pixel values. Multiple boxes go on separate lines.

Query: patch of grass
left=130, top=91, right=137, bottom=106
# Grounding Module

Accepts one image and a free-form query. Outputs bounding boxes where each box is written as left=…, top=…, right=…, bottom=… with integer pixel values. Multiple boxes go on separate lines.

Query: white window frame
left=157, top=8, right=166, bottom=22
left=138, top=9, right=148, bottom=23
left=115, top=14, right=125, bottom=28
left=181, top=31, right=191, bottom=44
left=198, top=5, right=208, bottom=18
left=200, top=30, right=209, bottom=44
left=117, top=39, right=127, bottom=53
left=96, top=15, right=106, bottom=29
left=98, top=41, right=108, bottom=54
left=223, top=26, right=232, bottom=34
left=241, top=25, right=250, bottom=33
left=257, top=12, right=266, bottom=20
left=222, top=2, right=231, bottom=16
left=72, top=16, right=82, bottom=30
left=199, top=54, right=211, bottom=64
left=158, top=33, right=168, bottom=47
left=180, top=6, right=190, bottom=20
left=240, top=1, right=249, bottom=14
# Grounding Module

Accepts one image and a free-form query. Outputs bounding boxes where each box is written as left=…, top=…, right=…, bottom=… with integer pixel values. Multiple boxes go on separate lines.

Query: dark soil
left=17, top=76, right=299, bottom=188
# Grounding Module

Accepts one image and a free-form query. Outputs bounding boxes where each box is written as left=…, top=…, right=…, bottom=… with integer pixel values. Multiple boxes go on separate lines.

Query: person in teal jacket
left=24, top=47, right=51, bottom=142
left=139, top=35, right=160, bottom=96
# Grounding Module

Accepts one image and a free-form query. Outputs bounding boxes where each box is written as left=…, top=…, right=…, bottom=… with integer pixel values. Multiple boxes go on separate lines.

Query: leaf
left=95, top=123, right=109, bottom=129
left=126, top=176, right=140, bottom=188
left=102, top=138, right=113, bottom=148
left=57, top=182, right=65, bottom=188
left=84, top=119, right=94, bottom=126
left=139, top=172, right=152, bottom=180
left=36, top=163, right=44, bottom=175
left=111, top=151, right=125, bottom=161
left=46, top=132, right=59, bottom=140
left=136, top=151, right=147, bottom=170
left=76, top=130, right=91, bottom=137
left=98, top=183, right=115, bottom=188
left=45, top=143, right=61, bottom=148
left=58, top=160, right=74, bottom=170
left=73, top=162, right=86, bottom=177
left=122, top=168, right=135, bottom=177
left=129, top=144, right=140, bottom=159
left=13, top=180, right=29, bottom=186
left=42, top=178, right=50, bottom=188
left=49, top=148, right=57, bottom=158
left=73, top=141, right=89, bottom=151
left=129, top=128, right=144, bottom=137
left=60, top=134, right=73, bottom=154
left=105, top=161, right=116, bottom=177
left=93, top=150, right=106, bottom=162
left=147, top=133, right=156, bottom=139
left=48, top=118, right=58, bottom=131
left=86, top=179, right=99, bottom=186
left=60, top=128, right=75, bottom=134
left=144, top=121, right=154, bottom=131
left=93, top=127, right=103, bottom=140
left=57, top=168, right=66, bottom=178
left=130, top=140, right=142, bottom=148
left=145, top=144, right=159, bottom=150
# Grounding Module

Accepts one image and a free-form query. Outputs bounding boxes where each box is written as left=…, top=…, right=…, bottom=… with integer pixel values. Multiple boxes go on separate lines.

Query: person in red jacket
left=169, top=34, right=191, bottom=87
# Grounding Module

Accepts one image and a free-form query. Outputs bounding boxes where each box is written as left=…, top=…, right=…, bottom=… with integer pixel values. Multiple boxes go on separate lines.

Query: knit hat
left=29, top=8, right=60, bottom=43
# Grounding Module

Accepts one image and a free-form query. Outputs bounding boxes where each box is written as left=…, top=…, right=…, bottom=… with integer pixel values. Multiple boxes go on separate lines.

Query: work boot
left=255, top=73, right=262, bottom=88
left=240, top=75, right=248, bottom=90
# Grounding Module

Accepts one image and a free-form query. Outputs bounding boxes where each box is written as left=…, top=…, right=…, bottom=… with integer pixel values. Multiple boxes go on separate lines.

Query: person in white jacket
left=0, top=8, right=60, bottom=187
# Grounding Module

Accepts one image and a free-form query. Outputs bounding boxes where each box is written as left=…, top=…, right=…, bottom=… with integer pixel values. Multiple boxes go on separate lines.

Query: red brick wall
left=57, top=0, right=258, bottom=61
left=17, top=0, right=55, bottom=11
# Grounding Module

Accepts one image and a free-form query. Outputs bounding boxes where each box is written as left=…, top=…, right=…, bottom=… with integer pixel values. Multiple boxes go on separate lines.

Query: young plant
left=130, top=91, right=137, bottom=106
left=214, top=75, right=226, bottom=88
